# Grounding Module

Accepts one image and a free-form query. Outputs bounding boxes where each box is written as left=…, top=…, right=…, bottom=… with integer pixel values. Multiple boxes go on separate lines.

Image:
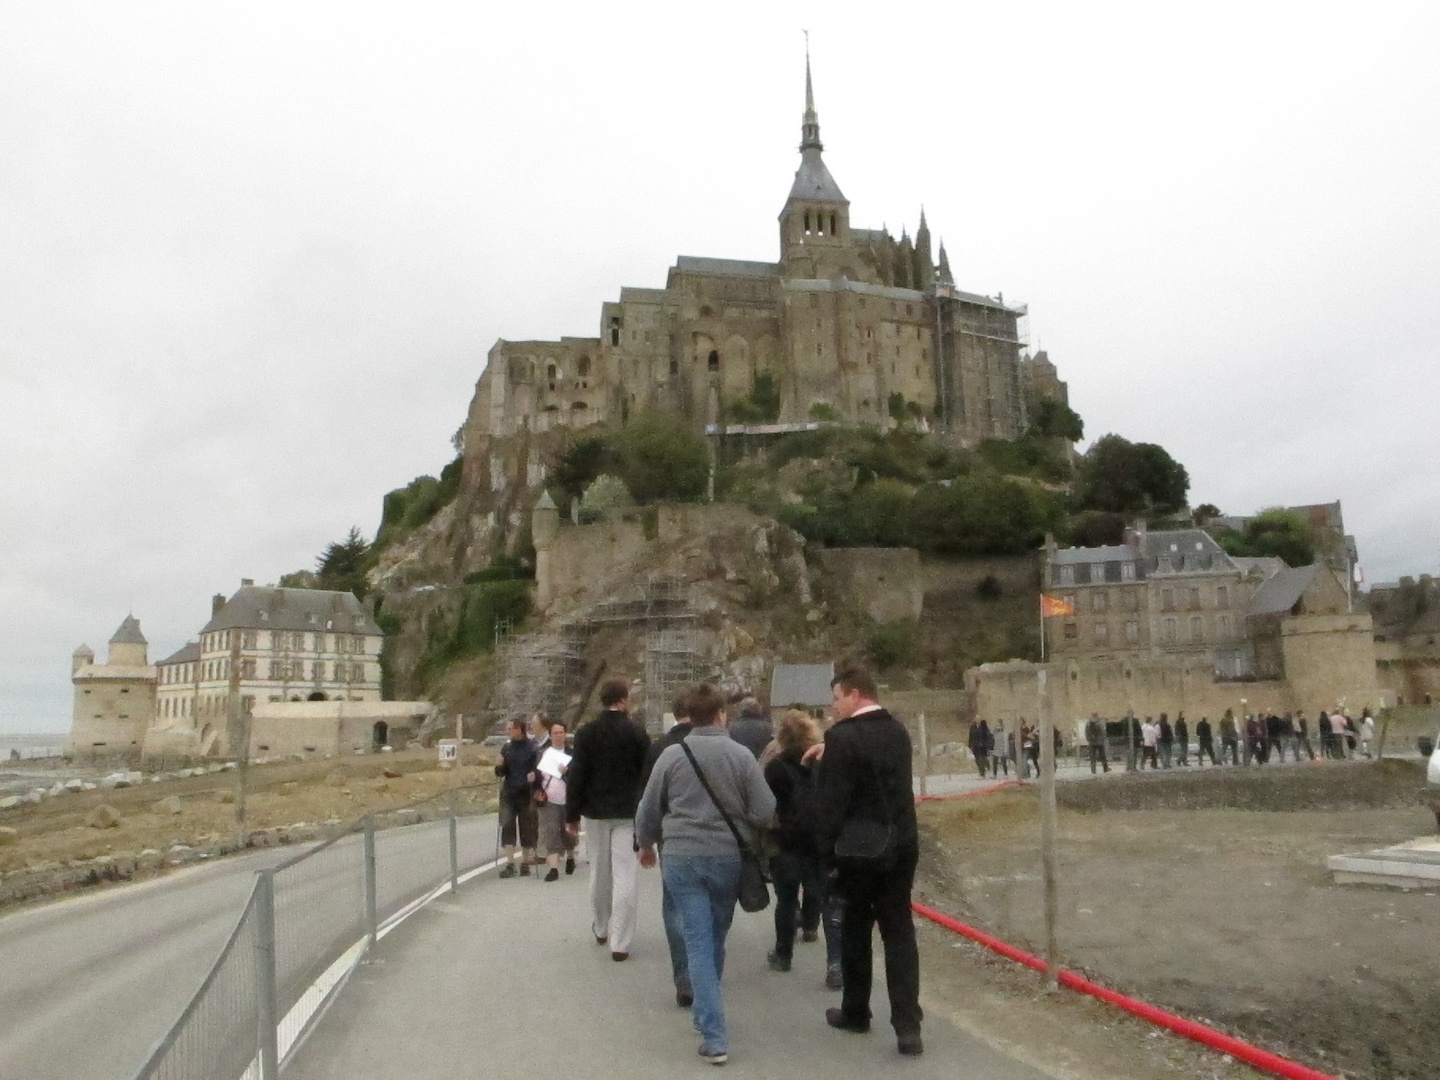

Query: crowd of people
left=961, top=707, right=1379, bottom=777
left=494, top=669, right=922, bottom=1067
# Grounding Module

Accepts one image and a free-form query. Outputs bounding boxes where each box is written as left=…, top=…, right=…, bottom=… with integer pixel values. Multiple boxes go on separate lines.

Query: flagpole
left=1039, top=596, right=1046, bottom=662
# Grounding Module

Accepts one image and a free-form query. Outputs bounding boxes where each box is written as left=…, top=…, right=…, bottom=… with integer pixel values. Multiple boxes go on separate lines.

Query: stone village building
left=464, top=57, right=1056, bottom=455
left=970, top=523, right=1384, bottom=724
left=70, top=582, right=402, bottom=759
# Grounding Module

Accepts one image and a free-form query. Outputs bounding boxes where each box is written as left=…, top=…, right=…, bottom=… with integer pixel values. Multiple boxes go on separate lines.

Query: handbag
left=678, top=741, right=771, bottom=913
left=831, top=758, right=896, bottom=869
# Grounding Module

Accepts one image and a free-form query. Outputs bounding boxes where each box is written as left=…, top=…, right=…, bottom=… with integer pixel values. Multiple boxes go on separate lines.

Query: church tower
left=778, top=50, right=851, bottom=277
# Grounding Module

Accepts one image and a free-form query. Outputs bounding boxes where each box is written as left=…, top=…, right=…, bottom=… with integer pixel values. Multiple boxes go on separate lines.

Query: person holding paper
left=536, top=721, right=575, bottom=881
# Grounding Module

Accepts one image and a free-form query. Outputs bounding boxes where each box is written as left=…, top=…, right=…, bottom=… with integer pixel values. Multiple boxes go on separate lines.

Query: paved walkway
left=286, top=858, right=1054, bottom=1079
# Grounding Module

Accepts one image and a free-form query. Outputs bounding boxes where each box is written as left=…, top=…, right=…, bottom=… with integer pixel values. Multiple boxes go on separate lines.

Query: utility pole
left=1037, top=670, right=1060, bottom=991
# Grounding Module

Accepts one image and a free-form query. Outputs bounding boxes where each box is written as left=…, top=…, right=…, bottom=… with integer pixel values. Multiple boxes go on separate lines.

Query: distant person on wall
left=641, top=689, right=697, bottom=1007
left=1174, top=713, right=1189, bottom=767
left=1343, top=712, right=1358, bottom=756
left=967, top=719, right=991, bottom=778
left=636, top=683, right=776, bottom=1066
left=565, top=679, right=651, bottom=961
left=1085, top=714, right=1109, bottom=774
left=1140, top=717, right=1160, bottom=769
left=1245, top=715, right=1267, bottom=765
left=1195, top=716, right=1218, bottom=766
left=811, top=664, right=924, bottom=1057
left=1329, top=710, right=1350, bottom=759
left=535, top=721, right=576, bottom=882
left=1158, top=714, right=1174, bottom=769
left=1266, top=712, right=1287, bottom=764
left=990, top=722, right=1010, bottom=777
left=1360, top=710, right=1376, bottom=759
left=1293, top=712, right=1316, bottom=761
left=495, top=717, right=541, bottom=878
left=1218, top=712, right=1240, bottom=766
left=728, top=697, right=773, bottom=760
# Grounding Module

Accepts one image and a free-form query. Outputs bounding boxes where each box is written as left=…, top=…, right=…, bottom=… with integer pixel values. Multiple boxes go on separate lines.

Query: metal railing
left=134, top=782, right=496, bottom=1080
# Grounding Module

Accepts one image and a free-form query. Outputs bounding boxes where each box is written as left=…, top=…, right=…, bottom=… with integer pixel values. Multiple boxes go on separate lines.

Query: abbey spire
left=800, top=46, right=823, bottom=152
left=781, top=45, right=850, bottom=270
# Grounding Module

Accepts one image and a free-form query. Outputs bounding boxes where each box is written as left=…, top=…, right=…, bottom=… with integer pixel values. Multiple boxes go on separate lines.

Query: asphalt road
left=0, top=813, right=500, bottom=1080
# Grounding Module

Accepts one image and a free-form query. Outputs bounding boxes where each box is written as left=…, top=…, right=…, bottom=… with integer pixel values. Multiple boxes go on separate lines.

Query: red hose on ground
left=913, top=901, right=1339, bottom=1080
left=914, top=779, right=1028, bottom=803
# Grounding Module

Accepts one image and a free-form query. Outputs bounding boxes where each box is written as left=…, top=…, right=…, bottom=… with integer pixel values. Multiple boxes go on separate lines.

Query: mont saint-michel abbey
left=469, top=59, right=1053, bottom=447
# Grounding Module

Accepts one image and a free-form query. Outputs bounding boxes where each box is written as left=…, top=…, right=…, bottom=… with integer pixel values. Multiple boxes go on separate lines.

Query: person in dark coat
left=811, top=665, right=923, bottom=1057
left=565, top=679, right=651, bottom=960
left=1266, top=712, right=1287, bottom=763
left=727, top=697, right=773, bottom=759
left=1174, top=714, right=1190, bottom=767
left=967, top=720, right=992, bottom=778
left=1158, top=714, right=1175, bottom=769
left=1196, top=716, right=1218, bottom=765
left=1085, top=714, right=1109, bottom=773
left=495, top=717, right=541, bottom=877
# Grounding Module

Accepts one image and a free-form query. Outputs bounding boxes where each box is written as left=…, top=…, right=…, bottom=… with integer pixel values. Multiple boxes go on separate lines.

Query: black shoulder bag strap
left=678, top=740, right=755, bottom=856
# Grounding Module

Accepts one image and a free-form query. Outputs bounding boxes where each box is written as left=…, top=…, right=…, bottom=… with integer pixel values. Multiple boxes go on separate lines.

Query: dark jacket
left=813, top=707, right=918, bottom=857
left=565, top=709, right=651, bottom=824
left=1158, top=718, right=1173, bottom=745
left=641, top=720, right=693, bottom=792
left=1175, top=718, right=1188, bottom=743
left=728, top=714, right=773, bottom=759
left=1196, top=718, right=1213, bottom=743
left=495, top=736, right=541, bottom=805
left=764, top=750, right=820, bottom=855
left=967, top=721, right=991, bottom=757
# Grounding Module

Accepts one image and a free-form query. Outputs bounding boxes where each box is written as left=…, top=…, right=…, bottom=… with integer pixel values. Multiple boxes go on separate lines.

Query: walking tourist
left=495, top=718, right=541, bottom=878
left=990, top=722, right=1010, bottom=777
left=1158, top=714, right=1174, bottom=768
left=1174, top=714, right=1190, bottom=767
left=1266, top=712, right=1287, bottom=764
left=565, top=679, right=651, bottom=961
left=636, top=683, right=776, bottom=1066
left=728, top=696, right=773, bottom=759
left=812, top=665, right=924, bottom=1057
left=1219, top=712, right=1240, bottom=766
left=1329, top=710, right=1350, bottom=759
left=1196, top=716, right=1218, bottom=765
left=1360, top=710, right=1376, bottom=758
left=1085, top=713, right=1109, bottom=773
left=1140, top=717, right=1160, bottom=769
left=1245, top=715, right=1267, bottom=764
left=764, top=710, right=842, bottom=988
left=535, top=721, right=576, bottom=881
left=968, top=719, right=992, bottom=778
left=641, top=691, right=696, bottom=1006
left=1293, top=712, right=1316, bottom=761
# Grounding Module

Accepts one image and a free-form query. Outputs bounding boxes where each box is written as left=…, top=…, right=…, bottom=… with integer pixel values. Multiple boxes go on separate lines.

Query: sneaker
left=564, top=855, right=575, bottom=875
left=519, top=863, right=531, bottom=877
left=543, top=867, right=559, bottom=882
left=800, top=928, right=819, bottom=943
left=497, top=864, right=518, bottom=879
left=593, top=932, right=608, bottom=945
left=825, top=1007, right=869, bottom=1034
left=897, top=1031, right=924, bottom=1056
left=698, top=1046, right=728, bottom=1066
left=825, top=963, right=843, bottom=991
left=611, top=951, right=629, bottom=962
left=766, top=950, right=791, bottom=972
left=676, top=983, right=694, bottom=1008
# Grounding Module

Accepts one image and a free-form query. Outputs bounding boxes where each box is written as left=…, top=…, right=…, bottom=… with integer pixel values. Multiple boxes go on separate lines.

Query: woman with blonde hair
left=764, top=708, right=843, bottom=988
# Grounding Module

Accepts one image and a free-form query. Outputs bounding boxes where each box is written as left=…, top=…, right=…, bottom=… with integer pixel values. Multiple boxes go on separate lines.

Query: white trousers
left=585, top=817, right=639, bottom=954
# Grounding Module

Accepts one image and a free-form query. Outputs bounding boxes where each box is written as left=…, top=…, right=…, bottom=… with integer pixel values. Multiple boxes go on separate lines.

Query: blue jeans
left=662, top=851, right=741, bottom=1054
left=661, top=875, right=689, bottom=990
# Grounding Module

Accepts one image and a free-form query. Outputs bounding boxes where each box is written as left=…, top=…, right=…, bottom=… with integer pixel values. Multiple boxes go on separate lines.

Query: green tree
left=551, top=435, right=612, bottom=510
left=316, top=527, right=372, bottom=598
left=1074, top=434, right=1189, bottom=516
left=1216, top=509, right=1315, bottom=567
left=1028, top=398, right=1084, bottom=442
left=611, top=410, right=709, bottom=503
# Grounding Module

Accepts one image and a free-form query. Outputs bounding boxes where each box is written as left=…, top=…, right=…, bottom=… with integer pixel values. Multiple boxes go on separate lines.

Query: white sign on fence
left=438, top=739, right=459, bottom=767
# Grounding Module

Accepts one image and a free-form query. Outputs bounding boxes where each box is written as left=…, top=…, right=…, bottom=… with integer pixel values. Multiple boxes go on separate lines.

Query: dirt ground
left=917, top=760, right=1438, bottom=1080
left=0, top=749, right=500, bottom=907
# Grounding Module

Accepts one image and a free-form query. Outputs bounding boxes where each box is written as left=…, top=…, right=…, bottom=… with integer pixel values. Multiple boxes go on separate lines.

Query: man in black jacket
left=640, top=690, right=695, bottom=1006
left=812, top=664, right=923, bottom=1057
left=565, top=679, right=651, bottom=961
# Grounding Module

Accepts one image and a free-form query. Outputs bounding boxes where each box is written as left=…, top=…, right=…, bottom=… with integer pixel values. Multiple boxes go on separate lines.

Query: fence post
left=364, top=816, right=378, bottom=948
left=255, top=871, right=280, bottom=1080
left=448, top=788, right=460, bottom=892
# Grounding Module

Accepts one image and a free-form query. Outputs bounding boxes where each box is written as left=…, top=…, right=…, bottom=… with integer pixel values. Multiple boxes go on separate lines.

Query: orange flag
left=1040, top=594, right=1074, bottom=618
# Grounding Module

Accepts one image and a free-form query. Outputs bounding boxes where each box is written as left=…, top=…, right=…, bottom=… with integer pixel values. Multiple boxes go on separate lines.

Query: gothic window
left=804, top=210, right=811, bottom=233
left=830, top=212, right=837, bottom=235
left=578, top=356, right=590, bottom=377
left=707, top=350, right=719, bottom=371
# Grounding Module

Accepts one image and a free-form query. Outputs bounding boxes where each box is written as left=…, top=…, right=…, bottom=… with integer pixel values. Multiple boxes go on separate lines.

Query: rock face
left=86, top=805, right=121, bottom=829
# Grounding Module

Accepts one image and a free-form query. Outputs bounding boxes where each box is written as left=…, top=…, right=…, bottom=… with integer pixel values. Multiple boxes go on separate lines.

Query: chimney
left=241, top=578, right=254, bottom=587
left=212, top=593, right=226, bottom=616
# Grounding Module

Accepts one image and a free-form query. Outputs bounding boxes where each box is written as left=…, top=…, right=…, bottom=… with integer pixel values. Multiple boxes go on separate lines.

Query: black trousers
left=836, top=845, right=922, bottom=1035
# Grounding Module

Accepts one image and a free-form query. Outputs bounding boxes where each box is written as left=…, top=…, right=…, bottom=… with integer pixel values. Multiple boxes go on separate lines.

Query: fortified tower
left=68, top=615, right=157, bottom=755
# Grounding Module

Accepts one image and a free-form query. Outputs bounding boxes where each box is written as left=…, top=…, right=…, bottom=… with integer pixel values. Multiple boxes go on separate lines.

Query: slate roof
left=109, top=615, right=147, bottom=645
left=769, top=663, right=834, bottom=709
left=787, top=149, right=847, bottom=203
left=1051, top=545, right=1131, bottom=566
left=201, top=586, right=378, bottom=636
left=1247, top=564, right=1324, bottom=617
left=156, top=641, right=201, bottom=666
left=672, top=256, right=780, bottom=279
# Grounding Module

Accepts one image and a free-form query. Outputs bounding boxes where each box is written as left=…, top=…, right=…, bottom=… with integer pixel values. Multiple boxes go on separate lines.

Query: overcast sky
left=3, top=2, right=1437, bottom=733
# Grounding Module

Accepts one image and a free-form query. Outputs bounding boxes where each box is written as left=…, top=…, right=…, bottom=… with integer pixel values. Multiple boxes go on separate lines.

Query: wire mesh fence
left=134, top=782, right=499, bottom=1080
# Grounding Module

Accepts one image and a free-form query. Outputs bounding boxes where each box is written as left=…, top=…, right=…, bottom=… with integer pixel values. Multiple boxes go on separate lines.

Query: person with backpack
left=764, top=709, right=843, bottom=989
